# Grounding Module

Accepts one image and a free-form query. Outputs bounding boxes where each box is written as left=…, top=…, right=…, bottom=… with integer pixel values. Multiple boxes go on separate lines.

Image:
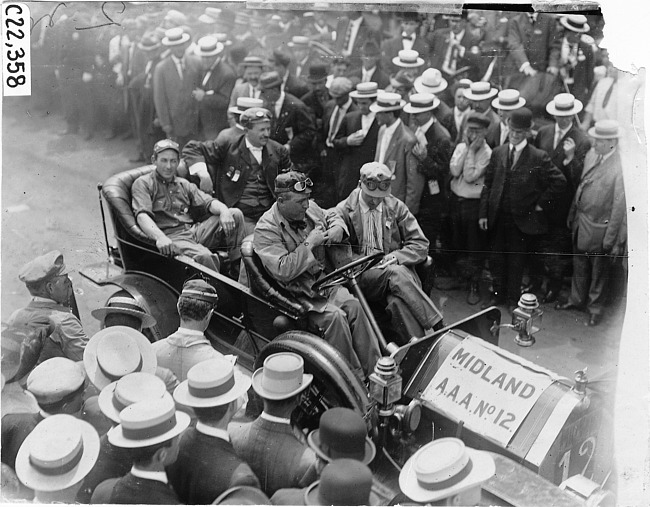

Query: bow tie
left=288, top=219, right=307, bottom=231
left=402, top=34, right=414, bottom=41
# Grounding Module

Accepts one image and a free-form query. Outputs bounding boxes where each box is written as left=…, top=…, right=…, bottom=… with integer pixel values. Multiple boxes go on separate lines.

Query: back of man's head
left=177, top=279, right=218, bottom=323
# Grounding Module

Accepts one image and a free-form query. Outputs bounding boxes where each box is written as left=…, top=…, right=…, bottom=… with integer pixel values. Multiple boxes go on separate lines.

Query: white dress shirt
left=360, top=111, right=376, bottom=136
left=245, top=138, right=264, bottom=164
left=509, top=138, right=527, bottom=167
left=401, top=32, right=415, bottom=51
left=131, top=467, right=169, bottom=484
left=377, top=118, right=402, bottom=164
left=171, top=55, right=184, bottom=80
left=196, top=422, right=230, bottom=441
left=361, top=66, right=377, bottom=83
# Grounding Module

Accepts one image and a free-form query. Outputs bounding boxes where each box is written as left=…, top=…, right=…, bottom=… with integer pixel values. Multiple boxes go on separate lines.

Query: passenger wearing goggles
left=253, top=171, right=381, bottom=379
left=333, top=162, right=444, bottom=343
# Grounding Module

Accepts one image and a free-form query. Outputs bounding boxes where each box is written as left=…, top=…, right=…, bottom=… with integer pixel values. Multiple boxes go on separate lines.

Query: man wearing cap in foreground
left=228, top=56, right=265, bottom=127
left=152, top=279, right=227, bottom=381
left=230, top=352, right=318, bottom=496
left=479, top=108, right=567, bottom=308
left=557, top=120, right=626, bottom=327
left=8, top=250, right=88, bottom=363
left=132, top=138, right=246, bottom=276
left=167, top=358, right=259, bottom=503
left=183, top=107, right=292, bottom=235
left=192, top=35, right=237, bottom=139
left=334, top=162, right=444, bottom=343
left=254, top=172, right=381, bottom=378
left=398, top=437, right=495, bottom=505
left=15, top=414, right=100, bottom=504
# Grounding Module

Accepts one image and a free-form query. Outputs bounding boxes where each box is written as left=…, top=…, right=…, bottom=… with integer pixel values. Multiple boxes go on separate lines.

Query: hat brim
left=392, top=56, right=425, bottom=68
left=588, top=126, right=621, bottom=139
left=369, top=100, right=406, bottom=113
left=464, top=88, right=498, bottom=101
left=307, top=429, right=376, bottom=465
left=304, top=480, right=381, bottom=506
left=173, top=368, right=251, bottom=407
left=251, top=368, right=313, bottom=400
left=307, top=76, right=329, bottom=83
left=329, top=90, right=352, bottom=98
left=196, top=47, right=224, bottom=57
left=15, top=419, right=100, bottom=492
left=414, top=77, right=448, bottom=95
left=399, top=449, right=496, bottom=503
left=350, top=91, right=378, bottom=99
left=137, top=43, right=161, bottom=52
left=492, top=97, right=527, bottom=110
left=559, top=18, right=590, bottom=33
left=403, top=100, right=440, bottom=114
left=546, top=100, right=583, bottom=116
left=228, top=106, right=247, bottom=115
left=91, top=307, right=157, bottom=328
left=83, top=326, right=158, bottom=390
left=107, top=410, right=190, bottom=448
left=162, top=33, right=191, bottom=46
left=97, top=381, right=122, bottom=423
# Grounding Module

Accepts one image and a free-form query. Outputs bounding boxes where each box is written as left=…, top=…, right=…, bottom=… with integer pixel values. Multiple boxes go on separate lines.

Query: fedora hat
left=98, top=372, right=167, bottom=423
left=369, top=91, right=406, bottom=113
left=304, top=459, right=378, bottom=505
left=162, top=27, right=190, bottom=47
left=463, top=81, right=498, bottom=101
left=560, top=14, right=590, bottom=33
left=213, top=486, right=272, bottom=505
left=83, top=326, right=157, bottom=390
left=588, top=119, right=621, bottom=139
left=491, top=89, right=526, bottom=110
left=307, top=407, right=376, bottom=465
left=546, top=92, right=583, bottom=116
left=350, top=81, right=379, bottom=100
left=392, top=49, right=425, bottom=68
left=228, top=97, right=264, bottom=116
left=15, top=414, right=100, bottom=492
left=174, top=357, right=251, bottom=408
left=27, top=358, right=85, bottom=405
left=509, top=107, right=533, bottom=130
left=108, top=393, right=191, bottom=448
left=414, top=68, right=448, bottom=94
left=195, top=36, right=224, bottom=57
left=91, top=294, right=157, bottom=328
left=403, top=93, right=440, bottom=114
left=399, top=438, right=496, bottom=503
left=259, top=71, right=283, bottom=90
left=251, top=352, right=313, bottom=400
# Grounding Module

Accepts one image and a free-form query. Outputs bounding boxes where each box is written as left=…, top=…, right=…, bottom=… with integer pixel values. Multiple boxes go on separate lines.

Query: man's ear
left=151, top=154, right=156, bottom=164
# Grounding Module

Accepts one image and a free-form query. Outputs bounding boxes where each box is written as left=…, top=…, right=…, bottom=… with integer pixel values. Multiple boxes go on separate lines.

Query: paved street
left=2, top=97, right=626, bottom=382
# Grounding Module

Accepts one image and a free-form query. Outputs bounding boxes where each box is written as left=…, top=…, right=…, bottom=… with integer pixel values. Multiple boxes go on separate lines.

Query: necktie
left=328, top=107, right=342, bottom=145
left=343, top=22, right=353, bottom=51
left=553, top=129, right=562, bottom=150
left=508, top=146, right=516, bottom=169
left=593, top=154, right=603, bottom=168
left=365, top=209, right=381, bottom=255
left=602, top=78, right=616, bottom=108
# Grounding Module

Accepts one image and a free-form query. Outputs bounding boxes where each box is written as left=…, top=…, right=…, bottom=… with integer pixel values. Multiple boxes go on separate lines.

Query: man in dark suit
left=288, top=36, right=320, bottom=82
left=533, top=93, right=591, bottom=303
left=485, top=89, right=526, bottom=149
left=192, top=36, right=237, bottom=140
left=444, top=78, right=472, bottom=143
left=334, top=12, right=381, bottom=70
left=413, top=68, right=453, bottom=138
left=272, top=49, right=310, bottom=100
left=230, top=352, right=319, bottom=496
left=381, top=12, right=431, bottom=75
left=153, top=27, right=200, bottom=148
left=227, top=56, right=265, bottom=127
left=168, top=358, right=260, bottom=504
left=333, top=82, right=380, bottom=201
left=479, top=108, right=567, bottom=307
left=259, top=71, right=318, bottom=177
left=349, top=40, right=390, bottom=90
left=300, top=63, right=331, bottom=126
left=183, top=107, right=292, bottom=235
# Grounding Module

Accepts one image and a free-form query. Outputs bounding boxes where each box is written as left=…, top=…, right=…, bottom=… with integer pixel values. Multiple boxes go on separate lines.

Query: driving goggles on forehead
left=276, top=177, right=313, bottom=193
left=362, top=178, right=391, bottom=191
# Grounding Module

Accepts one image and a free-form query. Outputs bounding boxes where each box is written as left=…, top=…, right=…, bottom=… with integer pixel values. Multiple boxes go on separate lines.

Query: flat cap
left=360, top=162, right=393, bottom=181
left=328, top=77, right=353, bottom=98
left=466, top=111, right=490, bottom=129
left=153, top=138, right=180, bottom=155
left=27, top=358, right=85, bottom=405
left=180, top=279, right=219, bottom=305
left=19, top=250, right=68, bottom=285
left=240, top=107, right=273, bottom=127
left=275, top=171, right=312, bottom=194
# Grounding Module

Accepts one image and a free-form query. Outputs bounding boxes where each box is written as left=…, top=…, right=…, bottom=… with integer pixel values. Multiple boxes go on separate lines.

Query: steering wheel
left=312, top=252, right=384, bottom=292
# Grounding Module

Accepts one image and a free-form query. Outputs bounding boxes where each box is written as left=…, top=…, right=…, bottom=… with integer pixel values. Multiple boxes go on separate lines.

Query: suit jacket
left=334, top=189, right=429, bottom=266
left=183, top=135, right=291, bottom=208
left=300, top=89, right=331, bottom=125
left=1, top=412, right=42, bottom=470
left=334, top=17, right=381, bottom=67
left=428, top=27, right=484, bottom=79
left=109, top=473, right=181, bottom=504
left=198, top=59, right=237, bottom=136
left=167, top=428, right=260, bottom=504
left=153, top=54, right=201, bottom=138
left=269, top=94, right=317, bottom=165
left=479, top=142, right=567, bottom=235
left=283, top=73, right=310, bottom=100
left=228, top=81, right=261, bottom=126
left=230, top=417, right=318, bottom=496
left=348, top=66, right=391, bottom=90
left=558, top=38, right=595, bottom=104
left=375, top=121, right=423, bottom=214
left=320, top=99, right=358, bottom=151
left=129, top=57, right=163, bottom=137
left=417, top=120, right=453, bottom=205
left=486, top=121, right=508, bottom=149
left=505, top=13, right=559, bottom=74
left=381, top=34, right=431, bottom=75
left=567, top=148, right=627, bottom=253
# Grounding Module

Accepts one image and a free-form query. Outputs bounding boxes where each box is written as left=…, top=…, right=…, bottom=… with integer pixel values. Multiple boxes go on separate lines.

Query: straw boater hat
left=588, top=119, right=621, bottom=139
left=98, top=372, right=167, bottom=424
left=241, top=56, right=265, bottom=69
left=107, top=393, right=191, bottom=448
left=15, top=414, right=100, bottom=493
left=91, top=293, right=157, bottom=328
left=491, top=89, right=526, bottom=110
left=404, top=93, right=440, bottom=114
left=27, top=358, right=85, bottom=406
left=560, top=14, right=590, bottom=33
left=173, top=357, right=251, bottom=408
left=307, top=407, right=376, bottom=465
left=350, top=81, right=379, bottom=100
left=392, top=49, right=425, bottom=68
left=162, top=27, right=191, bottom=47
left=288, top=35, right=311, bottom=48
left=213, top=33, right=232, bottom=46
left=195, top=36, right=224, bottom=57
left=399, top=438, right=496, bottom=503
left=228, top=97, right=264, bottom=116
left=359, top=162, right=394, bottom=198
left=83, top=326, right=157, bottom=390
left=251, top=352, right=313, bottom=400
left=464, top=81, right=498, bottom=101
left=369, top=91, right=406, bottom=113
left=546, top=93, right=583, bottom=116
left=304, top=459, right=379, bottom=505
left=414, top=68, right=448, bottom=95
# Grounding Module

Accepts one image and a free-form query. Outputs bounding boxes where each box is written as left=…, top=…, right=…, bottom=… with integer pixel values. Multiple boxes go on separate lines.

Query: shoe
left=542, top=290, right=558, bottom=304
left=466, top=283, right=480, bottom=306
left=555, top=301, right=581, bottom=311
left=586, top=314, right=601, bottom=327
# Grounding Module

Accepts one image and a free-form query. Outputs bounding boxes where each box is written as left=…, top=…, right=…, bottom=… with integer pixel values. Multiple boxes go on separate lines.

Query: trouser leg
left=587, top=254, right=611, bottom=316
left=169, top=227, right=221, bottom=272
left=194, top=209, right=245, bottom=264
left=569, top=252, right=590, bottom=307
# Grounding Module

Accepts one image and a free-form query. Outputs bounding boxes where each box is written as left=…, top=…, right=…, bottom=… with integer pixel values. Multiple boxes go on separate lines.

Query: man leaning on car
left=132, top=139, right=246, bottom=278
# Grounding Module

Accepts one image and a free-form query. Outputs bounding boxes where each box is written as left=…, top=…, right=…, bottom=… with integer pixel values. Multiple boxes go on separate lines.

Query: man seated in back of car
left=132, top=139, right=246, bottom=277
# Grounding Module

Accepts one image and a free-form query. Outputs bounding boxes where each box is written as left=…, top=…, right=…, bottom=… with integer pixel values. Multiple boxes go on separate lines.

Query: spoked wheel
left=312, top=252, right=384, bottom=292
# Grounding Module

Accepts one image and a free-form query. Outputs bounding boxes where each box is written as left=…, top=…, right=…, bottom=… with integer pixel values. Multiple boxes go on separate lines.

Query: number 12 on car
left=2, top=3, right=30, bottom=96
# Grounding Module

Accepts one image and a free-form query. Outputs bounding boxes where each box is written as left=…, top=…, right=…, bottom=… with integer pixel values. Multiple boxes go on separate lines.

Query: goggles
left=276, top=177, right=313, bottom=193
left=362, top=178, right=391, bottom=191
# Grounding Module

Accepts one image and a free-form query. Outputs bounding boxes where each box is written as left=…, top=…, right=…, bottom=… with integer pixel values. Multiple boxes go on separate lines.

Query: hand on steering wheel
left=312, top=252, right=384, bottom=292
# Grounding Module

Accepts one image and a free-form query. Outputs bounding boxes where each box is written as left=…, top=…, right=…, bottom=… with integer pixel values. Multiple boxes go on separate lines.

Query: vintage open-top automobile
left=74, top=165, right=616, bottom=506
